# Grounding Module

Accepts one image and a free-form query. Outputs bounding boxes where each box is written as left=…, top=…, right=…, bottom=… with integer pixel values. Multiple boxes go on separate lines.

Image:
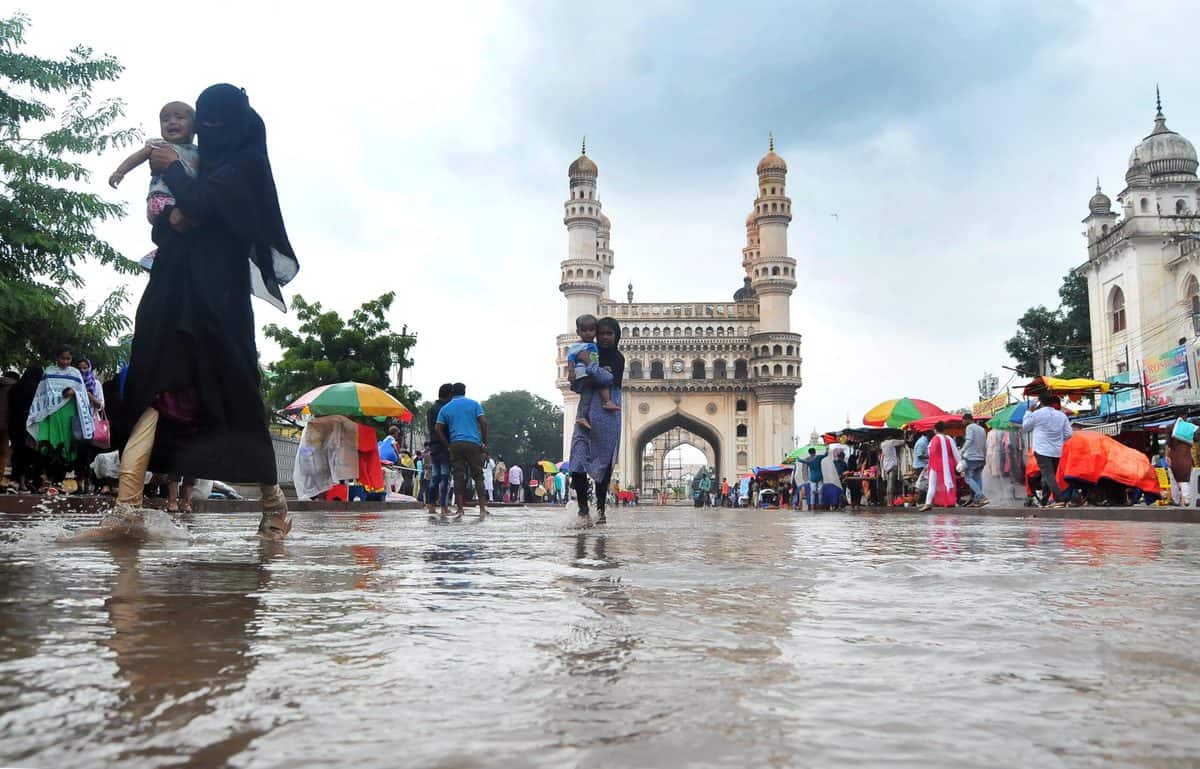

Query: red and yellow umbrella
left=862, top=397, right=943, bottom=429
left=284, top=382, right=413, bottom=423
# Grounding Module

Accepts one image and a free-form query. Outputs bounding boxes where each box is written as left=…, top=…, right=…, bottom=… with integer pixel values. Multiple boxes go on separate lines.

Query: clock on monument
left=672, top=360, right=684, bottom=373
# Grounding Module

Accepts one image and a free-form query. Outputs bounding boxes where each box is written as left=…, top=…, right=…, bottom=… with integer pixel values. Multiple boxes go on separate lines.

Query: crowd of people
left=0, top=348, right=110, bottom=496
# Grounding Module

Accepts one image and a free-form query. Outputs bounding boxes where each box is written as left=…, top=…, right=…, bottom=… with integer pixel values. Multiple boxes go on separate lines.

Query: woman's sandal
left=257, top=512, right=293, bottom=540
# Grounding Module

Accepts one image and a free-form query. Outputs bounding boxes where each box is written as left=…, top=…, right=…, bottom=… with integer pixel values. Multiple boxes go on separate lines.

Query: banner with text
left=1099, top=371, right=1143, bottom=416
left=1142, top=345, right=1192, bottom=407
left=972, top=392, right=1008, bottom=418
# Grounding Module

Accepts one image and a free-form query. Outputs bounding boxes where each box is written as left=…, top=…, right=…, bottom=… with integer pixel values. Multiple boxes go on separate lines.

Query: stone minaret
left=749, top=132, right=797, bottom=330
left=747, top=134, right=801, bottom=465
left=559, top=139, right=605, bottom=326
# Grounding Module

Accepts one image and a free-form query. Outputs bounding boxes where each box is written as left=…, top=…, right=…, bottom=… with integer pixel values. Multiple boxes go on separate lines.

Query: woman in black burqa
left=117, top=84, right=298, bottom=538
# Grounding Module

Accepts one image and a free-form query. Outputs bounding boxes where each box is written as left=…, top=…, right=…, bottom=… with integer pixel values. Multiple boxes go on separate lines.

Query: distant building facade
left=556, top=138, right=802, bottom=488
left=1078, top=92, right=1200, bottom=399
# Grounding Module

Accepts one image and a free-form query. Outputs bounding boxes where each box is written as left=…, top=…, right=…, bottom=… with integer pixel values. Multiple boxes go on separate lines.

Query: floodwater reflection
left=1, top=507, right=1199, bottom=768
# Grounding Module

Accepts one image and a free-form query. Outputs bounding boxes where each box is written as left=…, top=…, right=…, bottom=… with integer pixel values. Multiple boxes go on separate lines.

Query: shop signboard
left=971, top=392, right=1008, bottom=418
left=1099, top=371, right=1143, bottom=416
left=1142, top=345, right=1192, bottom=407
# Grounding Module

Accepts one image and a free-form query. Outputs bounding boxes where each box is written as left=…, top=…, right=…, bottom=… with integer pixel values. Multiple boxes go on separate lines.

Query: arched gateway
left=555, top=137, right=803, bottom=490
left=634, top=412, right=722, bottom=491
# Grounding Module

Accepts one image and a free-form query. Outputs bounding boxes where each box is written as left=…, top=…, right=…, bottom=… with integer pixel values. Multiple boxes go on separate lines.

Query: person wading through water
left=567, top=317, right=624, bottom=526
left=116, top=84, right=299, bottom=539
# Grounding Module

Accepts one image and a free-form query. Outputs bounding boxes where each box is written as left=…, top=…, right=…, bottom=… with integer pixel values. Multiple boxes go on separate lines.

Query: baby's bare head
left=159, top=101, right=195, bottom=143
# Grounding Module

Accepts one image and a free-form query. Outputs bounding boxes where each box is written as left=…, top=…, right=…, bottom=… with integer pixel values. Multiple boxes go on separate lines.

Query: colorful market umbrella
left=987, top=402, right=1024, bottom=429
left=785, top=444, right=826, bottom=462
left=284, top=381, right=413, bottom=422
left=538, top=460, right=560, bottom=474
left=863, top=397, right=944, bottom=429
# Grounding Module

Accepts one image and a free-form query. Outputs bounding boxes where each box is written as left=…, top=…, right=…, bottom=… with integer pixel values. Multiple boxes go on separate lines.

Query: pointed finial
left=581, top=135, right=587, bottom=155
left=1096, top=177, right=1102, bottom=194
left=1156, top=84, right=1163, bottom=117
left=768, top=131, right=774, bottom=152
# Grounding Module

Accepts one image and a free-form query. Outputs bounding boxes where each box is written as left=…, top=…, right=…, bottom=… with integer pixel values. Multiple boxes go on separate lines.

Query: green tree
left=262, top=292, right=419, bottom=411
left=480, top=390, right=564, bottom=464
left=1005, top=306, right=1063, bottom=377
left=1004, top=272, right=1092, bottom=378
left=1057, top=271, right=1093, bottom=378
left=0, top=13, right=140, bottom=368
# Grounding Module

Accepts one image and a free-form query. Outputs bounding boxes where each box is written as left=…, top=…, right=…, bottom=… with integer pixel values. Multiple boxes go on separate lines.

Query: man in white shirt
left=961, top=414, right=988, bottom=507
left=880, top=438, right=905, bottom=507
left=1021, top=394, right=1074, bottom=508
left=508, top=463, right=523, bottom=503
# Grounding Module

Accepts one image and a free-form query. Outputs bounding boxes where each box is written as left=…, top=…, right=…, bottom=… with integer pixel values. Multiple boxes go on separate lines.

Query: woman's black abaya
left=122, top=84, right=297, bottom=484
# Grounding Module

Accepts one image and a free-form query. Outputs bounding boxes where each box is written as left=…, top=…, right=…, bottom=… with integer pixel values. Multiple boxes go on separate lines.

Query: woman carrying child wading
left=568, top=316, right=624, bottom=525
left=567, top=314, right=619, bottom=431
left=116, top=84, right=299, bottom=539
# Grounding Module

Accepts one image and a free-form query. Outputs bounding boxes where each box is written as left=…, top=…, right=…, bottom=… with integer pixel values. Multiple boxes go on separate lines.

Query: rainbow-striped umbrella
left=862, top=397, right=943, bottom=429
left=284, top=382, right=413, bottom=423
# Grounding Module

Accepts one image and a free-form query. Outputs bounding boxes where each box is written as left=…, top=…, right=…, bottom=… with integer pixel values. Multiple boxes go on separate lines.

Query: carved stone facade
left=1077, top=92, right=1200, bottom=383
left=556, top=139, right=802, bottom=489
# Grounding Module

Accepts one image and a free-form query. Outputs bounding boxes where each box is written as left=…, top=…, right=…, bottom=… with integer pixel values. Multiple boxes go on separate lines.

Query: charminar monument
left=556, top=136, right=803, bottom=491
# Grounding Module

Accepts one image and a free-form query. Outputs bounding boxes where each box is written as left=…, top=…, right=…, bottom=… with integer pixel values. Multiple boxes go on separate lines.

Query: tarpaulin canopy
left=1056, top=430, right=1160, bottom=496
left=819, top=427, right=904, bottom=444
left=902, top=413, right=965, bottom=432
left=752, top=465, right=791, bottom=477
left=1023, top=376, right=1112, bottom=397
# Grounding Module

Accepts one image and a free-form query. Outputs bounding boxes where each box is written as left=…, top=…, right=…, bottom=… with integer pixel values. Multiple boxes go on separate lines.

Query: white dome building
left=1078, top=89, right=1200, bottom=395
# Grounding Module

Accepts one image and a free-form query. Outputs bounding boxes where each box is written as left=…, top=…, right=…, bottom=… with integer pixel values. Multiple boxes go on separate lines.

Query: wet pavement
left=1, top=506, right=1199, bottom=768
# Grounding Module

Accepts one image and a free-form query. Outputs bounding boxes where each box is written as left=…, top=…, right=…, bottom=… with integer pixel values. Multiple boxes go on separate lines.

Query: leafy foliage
left=480, top=390, right=564, bottom=465
left=262, top=292, right=419, bottom=411
left=1057, top=271, right=1092, bottom=378
left=1004, top=271, right=1093, bottom=378
left=0, top=13, right=139, bottom=368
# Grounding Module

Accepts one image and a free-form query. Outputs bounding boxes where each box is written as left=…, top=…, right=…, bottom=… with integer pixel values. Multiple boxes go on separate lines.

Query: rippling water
left=1, top=506, right=1199, bottom=768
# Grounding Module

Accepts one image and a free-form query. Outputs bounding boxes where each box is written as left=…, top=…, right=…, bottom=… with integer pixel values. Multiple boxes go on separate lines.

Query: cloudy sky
left=21, top=0, right=1200, bottom=443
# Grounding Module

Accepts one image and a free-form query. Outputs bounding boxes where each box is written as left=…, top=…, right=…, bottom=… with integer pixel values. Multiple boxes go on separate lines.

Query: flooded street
left=1, top=506, right=1199, bottom=768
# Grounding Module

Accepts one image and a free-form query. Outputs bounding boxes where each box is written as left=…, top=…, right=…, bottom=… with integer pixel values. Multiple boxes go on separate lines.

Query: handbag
left=91, top=409, right=111, bottom=449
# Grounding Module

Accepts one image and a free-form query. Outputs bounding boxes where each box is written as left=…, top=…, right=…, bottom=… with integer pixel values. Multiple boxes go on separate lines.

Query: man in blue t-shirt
left=435, top=382, right=489, bottom=517
left=801, top=448, right=828, bottom=508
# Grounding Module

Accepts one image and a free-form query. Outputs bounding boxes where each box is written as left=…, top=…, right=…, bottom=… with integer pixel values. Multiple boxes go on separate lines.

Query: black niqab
left=194, top=84, right=298, bottom=310
left=597, top=317, right=624, bottom=387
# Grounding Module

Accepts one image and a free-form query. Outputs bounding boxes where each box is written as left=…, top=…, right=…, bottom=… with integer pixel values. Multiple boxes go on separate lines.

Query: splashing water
left=0, top=499, right=191, bottom=550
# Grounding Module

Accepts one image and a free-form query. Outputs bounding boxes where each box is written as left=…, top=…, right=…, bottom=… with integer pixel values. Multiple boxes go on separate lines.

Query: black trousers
left=571, top=467, right=613, bottom=514
left=1035, top=452, right=1062, bottom=502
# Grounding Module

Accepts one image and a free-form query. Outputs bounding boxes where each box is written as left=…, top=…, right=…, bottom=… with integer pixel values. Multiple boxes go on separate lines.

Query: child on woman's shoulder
left=109, top=101, right=199, bottom=269
left=567, top=313, right=619, bottom=431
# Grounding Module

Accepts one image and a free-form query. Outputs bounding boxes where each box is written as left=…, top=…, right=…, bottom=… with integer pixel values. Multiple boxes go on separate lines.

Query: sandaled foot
left=595, top=512, right=607, bottom=525
left=601, top=401, right=620, bottom=411
left=257, top=512, right=293, bottom=540
left=575, top=418, right=592, bottom=430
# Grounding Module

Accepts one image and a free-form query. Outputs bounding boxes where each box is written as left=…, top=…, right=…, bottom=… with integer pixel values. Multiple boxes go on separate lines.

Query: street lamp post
left=393, top=324, right=419, bottom=451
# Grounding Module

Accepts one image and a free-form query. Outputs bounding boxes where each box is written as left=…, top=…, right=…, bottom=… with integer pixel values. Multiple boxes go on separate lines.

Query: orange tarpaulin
left=1056, top=431, right=1159, bottom=496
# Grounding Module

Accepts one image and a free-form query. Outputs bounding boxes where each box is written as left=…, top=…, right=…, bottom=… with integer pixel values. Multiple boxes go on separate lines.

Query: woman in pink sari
left=921, top=421, right=962, bottom=510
